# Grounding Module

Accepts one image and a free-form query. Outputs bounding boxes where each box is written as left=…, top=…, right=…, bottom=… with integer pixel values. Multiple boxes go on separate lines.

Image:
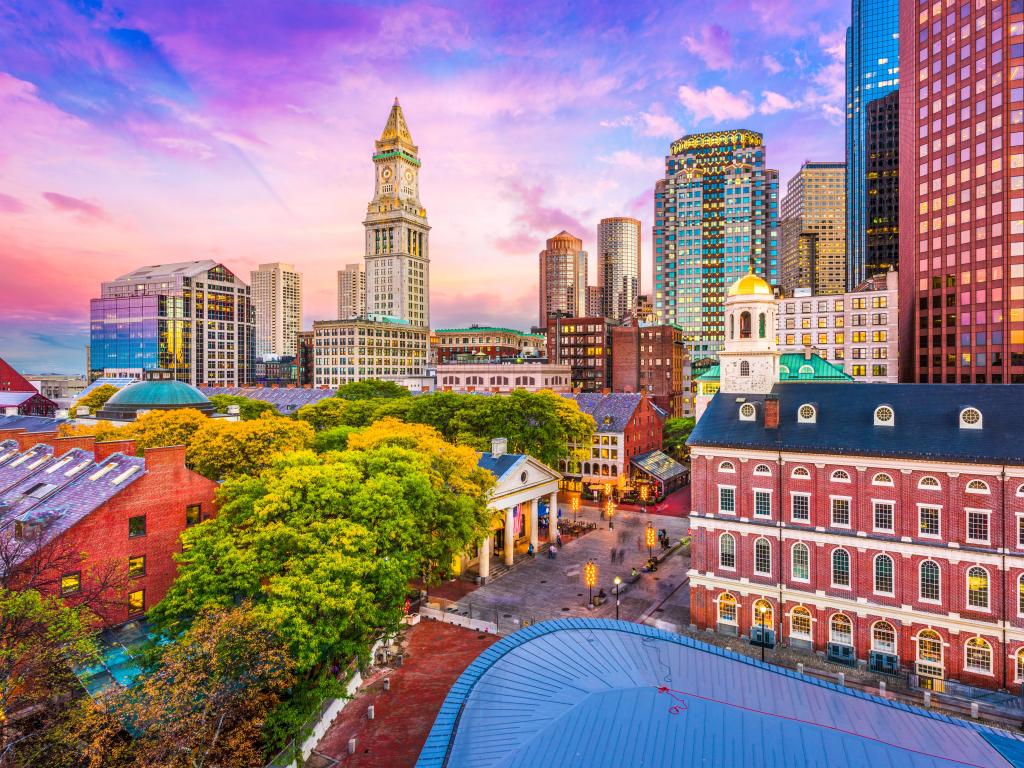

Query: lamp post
left=639, top=483, right=648, bottom=514
left=583, top=560, right=598, bottom=607
left=571, top=495, right=579, bottom=524
left=757, top=603, right=768, bottom=663
left=613, top=575, right=621, bottom=621
left=645, top=522, right=656, bottom=561
left=605, top=498, right=615, bottom=529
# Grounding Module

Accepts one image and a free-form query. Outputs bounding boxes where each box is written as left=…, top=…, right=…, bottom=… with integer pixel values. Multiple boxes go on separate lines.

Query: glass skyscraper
left=846, top=0, right=900, bottom=289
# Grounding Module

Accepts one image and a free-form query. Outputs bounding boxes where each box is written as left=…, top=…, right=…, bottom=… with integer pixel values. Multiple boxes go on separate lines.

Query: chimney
left=0, top=429, right=27, bottom=444
left=143, top=444, right=186, bottom=471
left=764, top=394, right=780, bottom=430
left=804, top=347, right=812, bottom=361
left=15, top=432, right=57, bottom=451
left=491, top=438, right=507, bottom=457
left=94, top=439, right=137, bottom=462
left=53, top=435, right=97, bottom=457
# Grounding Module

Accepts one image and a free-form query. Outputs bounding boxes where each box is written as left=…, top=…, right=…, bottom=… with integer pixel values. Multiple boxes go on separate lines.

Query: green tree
left=294, top=398, right=350, bottom=431
left=663, top=417, right=696, bottom=462
left=71, top=384, right=120, bottom=416
left=208, top=394, right=279, bottom=420
left=334, top=379, right=410, bottom=401
left=312, top=425, right=357, bottom=453
left=186, top=416, right=314, bottom=481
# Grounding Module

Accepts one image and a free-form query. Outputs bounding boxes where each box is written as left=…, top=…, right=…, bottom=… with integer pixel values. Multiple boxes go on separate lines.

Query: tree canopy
left=208, top=393, right=279, bottom=420
left=71, top=384, right=120, bottom=416
left=334, top=379, right=411, bottom=401
left=663, top=417, right=696, bottom=462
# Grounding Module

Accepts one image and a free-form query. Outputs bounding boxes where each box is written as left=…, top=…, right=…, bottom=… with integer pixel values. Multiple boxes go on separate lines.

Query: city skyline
left=1, top=0, right=850, bottom=373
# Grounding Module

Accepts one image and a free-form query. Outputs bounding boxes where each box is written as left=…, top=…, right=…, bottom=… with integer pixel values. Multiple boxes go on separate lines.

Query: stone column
left=548, top=491, right=558, bottom=543
left=504, top=507, right=515, bottom=566
left=529, top=500, right=539, bottom=550
left=479, top=534, right=491, bottom=580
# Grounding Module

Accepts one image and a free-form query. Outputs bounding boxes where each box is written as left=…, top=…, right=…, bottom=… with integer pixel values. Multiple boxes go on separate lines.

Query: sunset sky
left=0, top=0, right=848, bottom=373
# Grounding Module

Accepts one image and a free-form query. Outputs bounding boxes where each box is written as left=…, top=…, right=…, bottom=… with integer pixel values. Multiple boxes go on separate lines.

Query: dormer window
left=959, top=407, right=982, bottom=429
left=739, top=403, right=756, bottom=421
left=798, top=364, right=814, bottom=376
left=797, top=404, right=816, bottom=423
left=873, top=405, right=894, bottom=426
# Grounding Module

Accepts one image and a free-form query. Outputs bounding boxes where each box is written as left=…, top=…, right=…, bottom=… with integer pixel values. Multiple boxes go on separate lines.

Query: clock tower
left=718, top=272, right=780, bottom=394
left=363, top=98, right=431, bottom=327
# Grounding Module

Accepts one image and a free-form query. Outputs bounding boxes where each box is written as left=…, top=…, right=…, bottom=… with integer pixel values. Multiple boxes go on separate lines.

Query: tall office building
left=250, top=262, right=302, bottom=357
left=597, top=216, right=641, bottom=321
left=586, top=286, right=604, bottom=318
left=363, top=99, right=430, bottom=327
left=337, top=263, right=366, bottom=319
left=90, top=260, right=254, bottom=386
left=865, top=90, right=900, bottom=278
left=779, top=162, right=847, bottom=296
left=653, top=130, right=779, bottom=357
left=846, top=0, right=900, bottom=289
left=538, top=231, right=587, bottom=328
left=899, top=0, right=1023, bottom=384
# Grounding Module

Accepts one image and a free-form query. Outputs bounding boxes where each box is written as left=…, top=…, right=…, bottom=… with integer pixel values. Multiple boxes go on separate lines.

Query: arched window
left=965, top=479, right=990, bottom=494
left=739, top=360, right=751, bottom=377
left=965, top=637, right=992, bottom=673
left=740, top=311, right=752, bottom=339
left=610, top=465, right=617, bottom=477
left=752, top=598, right=773, bottom=627
left=797, top=404, right=816, bottom=423
left=753, top=464, right=772, bottom=476
left=917, top=629, right=943, bottom=665
left=798, top=364, right=815, bottom=376
left=718, top=461, right=736, bottom=473
left=791, top=466, right=810, bottom=479
left=758, top=312, right=766, bottom=338
left=831, top=548, right=850, bottom=587
left=791, top=543, right=810, bottom=581
left=790, top=607, right=812, bottom=639
left=967, top=566, right=989, bottom=610
left=959, top=407, right=982, bottom=429
left=920, top=560, right=941, bottom=602
left=871, top=621, right=897, bottom=654
left=719, top=533, right=736, bottom=569
left=874, top=554, right=894, bottom=594
left=918, top=476, right=941, bottom=490
left=1016, top=649, right=1024, bottom=682
left=754, top=538, right=772, bottom=575
left=831, top=469, right=851, bottom=482
left=1018, top=574, right=1024, bottom=615
left=829, top=613, right=853, bottom=645
left=1017, top=483, right=1024, bottom=498
left=729, top=314, right=735, bottom=339
left=718, top=593, right=737, bottom=624
left=873, top=405, right=895, bottom=426
left=872, top=472, right=894, bottom=486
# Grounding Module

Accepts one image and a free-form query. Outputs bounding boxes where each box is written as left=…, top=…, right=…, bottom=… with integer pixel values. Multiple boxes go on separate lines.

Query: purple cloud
left=683, top=24, right=732, bottom=71
left=42, top=192, right=110, bottom=221
left=0, top=193, right=27, bottom=213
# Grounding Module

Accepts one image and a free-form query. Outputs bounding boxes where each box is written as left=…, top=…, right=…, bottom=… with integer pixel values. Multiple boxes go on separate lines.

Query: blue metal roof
left=477, top=452, right=525, bottom=481
left=200, top=386, right=337, bottom=414
left=690, top=383, right=1024, bottom=464
left=0, top=415, right=64, bottom=432
left=417, top=619, right=1023, bottom=768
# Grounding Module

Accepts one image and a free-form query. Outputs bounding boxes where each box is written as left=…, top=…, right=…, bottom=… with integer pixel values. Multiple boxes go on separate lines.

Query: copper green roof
left=697, top=353, right=854, bottom=382
left=435, top=327, right=544, bottom=339
left=105, top=380, right=211, bottom=406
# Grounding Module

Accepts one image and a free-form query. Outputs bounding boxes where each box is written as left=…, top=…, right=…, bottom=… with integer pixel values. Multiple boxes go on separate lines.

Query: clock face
left=381, top=167, right=392, bottom=180
left=404, top=169, right=414, bottom=183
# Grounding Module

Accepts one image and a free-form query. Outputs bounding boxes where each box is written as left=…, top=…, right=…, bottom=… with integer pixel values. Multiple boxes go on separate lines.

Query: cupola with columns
left=718, top=271, right=780, bottom=394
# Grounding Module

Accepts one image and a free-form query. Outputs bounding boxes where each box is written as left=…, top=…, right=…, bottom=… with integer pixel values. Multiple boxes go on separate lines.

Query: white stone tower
left=718, top=272, right=780, bottom=394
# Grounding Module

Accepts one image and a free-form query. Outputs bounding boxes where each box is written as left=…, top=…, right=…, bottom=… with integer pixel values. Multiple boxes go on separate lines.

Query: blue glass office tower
left=846, top=0, right=900, bottom=289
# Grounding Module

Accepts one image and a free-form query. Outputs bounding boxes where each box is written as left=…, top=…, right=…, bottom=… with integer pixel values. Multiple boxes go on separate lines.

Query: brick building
left=689, top=383, right=1024, bottom=693
left=0, top=357, right=57, bottom=418
left=546, top=316, right=612, bottom=393
left=610, top=321, right=692, bottom=417
left=437, top=361, right=571, bottom=394
left=434, top=326, right=545, bottom=364
left=0, top=430, right=217, bottom=626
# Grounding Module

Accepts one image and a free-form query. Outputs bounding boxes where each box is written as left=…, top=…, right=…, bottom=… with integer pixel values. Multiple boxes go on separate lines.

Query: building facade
left=89, top=260, right=254, bottom=387
left=899, top=1, right=1024, bottom=384
left=654, top=130, right=779, bottom=359
left=865, top=90, right=900, bottom=280
left=434, top=327, right=545, bottom=364
left=337, top=262, right=366, bottom=320
left=297, top=330, right=314, bottom=386
left=778, top=271, right=899, bottom=382
left=363, top=99, right=430, bottom=328
left=586, top=285, right=604, bottom=318
left=779, top=162, right=847, bottom=297
left=250, top=262, right=302, bottom=358
left=611, top=321, right=692, bottom=418
left=846, top=0, right=900, bottom=288
left=545, top=316, right=612, bottom=392
left=538, top=231, right=587, bottom=329
left=597, top=217, right=641, bottom=321
left=437, top=361, right=572, bottom=394
left=312, top=316, right=429, bottom=388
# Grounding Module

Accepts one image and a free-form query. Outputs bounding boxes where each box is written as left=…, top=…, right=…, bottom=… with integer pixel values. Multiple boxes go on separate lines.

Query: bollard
left=971, top=702, right=979, bottom=719
left=348, top=738, right=357, bottom=755
left=837, top=672, right=845, bottom=687
left=797, top=663, right=804, bottom=675
left=878, top=680, right=886, bottom=696
left=367, top=705, right=375, bottom=720
left=923, top=691, right=932, bottom=708
left=383, top=678, right=391, bottom=691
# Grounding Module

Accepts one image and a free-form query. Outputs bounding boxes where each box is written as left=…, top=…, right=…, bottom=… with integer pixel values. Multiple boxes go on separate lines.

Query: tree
left=186, top=416, right=314, bottom=481
left=71, top=384, right=120, bottom=416
left=312, top=425, right=357, bottom=453
left=334, top=379, right=410, bottom=401
left=208, top=394, right=279, bottom=420
left=294, top=398, right=350, bottom=431
left=663, top=417, right=696, bottom=462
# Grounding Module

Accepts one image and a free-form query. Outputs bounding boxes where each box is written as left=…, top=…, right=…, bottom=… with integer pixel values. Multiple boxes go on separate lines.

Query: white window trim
left=871, top=498, right=896, bottom=534
left=870, top=622, right=898, bottom=653
left=1016, top=513, right=1024, bottom=549
left=830, top=470, right=852, bottom=483
left=829, top=494, right=853, bottom=530
left=1014, top=650, right=1024, bottom=682
left=790, top=466, right=811, bottom=480
left=790, top=491, right=811, bottom=524
left=830, top=548, right=852, bottom=589
left=917, top=503, right=943, bottom=540
left=919, top=560, right=942, bottom=605
left=964, top=639, right=994, bottom=676
left=872, top=553, right=896, bottom=597
left=717, top=484, right=737, bottom=516
left=753, top=537, right=772, bottom=576
left=829, top=613, right=854, bottom=645
left=718, top=533, right=736, bottom=572
left=718, top=461, right=736, bottom=474
left=715, top=593, right=738, bottom=625
left=752, top=487, right=773, bottom=518
left=752, top=463, right=772, bottom=476
left=789, top=608, right=813, bottom=639
left=965, top=566, right=991, bottom=613
left=790, top=542, right=811, bottom=583
left=965, top=480, right=990, bottom=495
left=917, top=476, right=941, bottom=491
left=871, top=473, right=895, bottom=487
left=965, top=507, right=992, bottom=545
left=1017, top=574, right=1024, bottom=618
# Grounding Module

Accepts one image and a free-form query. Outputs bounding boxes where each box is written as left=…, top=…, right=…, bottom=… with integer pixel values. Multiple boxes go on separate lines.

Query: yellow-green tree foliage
left=71, top=384, right=120, bottom=415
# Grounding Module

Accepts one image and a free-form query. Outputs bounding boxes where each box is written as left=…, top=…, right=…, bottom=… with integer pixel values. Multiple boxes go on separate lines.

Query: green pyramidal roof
left=697, top=353, right=853, bottom=382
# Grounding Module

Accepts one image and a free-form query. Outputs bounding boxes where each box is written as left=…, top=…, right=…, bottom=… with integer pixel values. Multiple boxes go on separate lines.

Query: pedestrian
left=610, top=546, right=617, bottom=562
left=528, top=542, right=535, bottom=557
left=636, top=536, right=643, bottom=552
left=556, top=534, right=563, bottom=547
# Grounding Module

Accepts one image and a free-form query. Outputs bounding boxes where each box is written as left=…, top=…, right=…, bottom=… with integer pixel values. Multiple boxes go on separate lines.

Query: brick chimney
left=764, top=394, right=780, bottom=430
left=94, top=439, right=137, bottom=462
left=144, top=444, right=186, bottom=471
left=53, top=435, right=97, bottom=457
left=0, top=429, right=27, bottom=444
left=491, top=438, right=507, bottom=457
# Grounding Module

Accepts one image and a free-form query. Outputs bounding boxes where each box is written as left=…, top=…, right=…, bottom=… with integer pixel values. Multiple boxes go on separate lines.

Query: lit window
left=128, top=555, right=146, bottom=579
left=752, top=598, right=773, bottom=627
left=920, top=561, right=941, bottom=602
left=918, top=506, right=941, bottom=537
left=872, top=473, right=894, bottom=486
left=60, top=572, right=81, bottom=596
left=718, top=593, right=737, bottom=624
left=918, top=476, right=941, bottom=490
left=790, top=607, right=812, bottom=639
left=128, top=589, right=145, bottom=615
left=965, top=479, right=990, bottom=494
left=967, top=567, right=989, bottom=610
left=959, top=407, right=982, bottom=429
left=872, top=621, right=896, bottom=654
left=798, top=404, right=816, bottom=423
left=917, top=630, right=943, bottom=665
left=873, top=405, right=895, bottom=425
left=965, top=637, right=992, bottom=673
left=719, top=534, right=735, bottom=569
left=830, top=497, right=851, bottom=527
left=830, top=613, right=853, bottom=645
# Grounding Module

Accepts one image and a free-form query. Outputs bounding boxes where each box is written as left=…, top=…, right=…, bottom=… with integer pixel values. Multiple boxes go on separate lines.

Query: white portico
left=460, top=438, right=562, bottom=582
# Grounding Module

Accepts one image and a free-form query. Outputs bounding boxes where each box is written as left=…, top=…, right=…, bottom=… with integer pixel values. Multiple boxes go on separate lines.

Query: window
left=791, top=494, right=810, bottom=522
left=920, top=561, right=941, bottom=602
left=60, top=572, right=81, bottom=596
left=830, top=497, right=851, bottom=527
left=965, top=637, right=992, bottom=673
left=872, top=473, right=894, bottom=486
left=791, top=543, right=810, bottom=581
left=790, top=607, right=812, bottom=639
left=873, top=405, right=895, bottom=425
left=1016, top=649, right=1024, bottom=683
left=873, top=501, right=894, bottom=532
left=919, top=506, right=941, bottom=537
left=966, top=510, right=990, bottom=543
left=739, top=360, right=750, bottom=377
left=798, top=404, right=816, bottom=423
left=791, top=466, right=810, bottom=479
left=918, top=476, right=941, bottom=490
left=967, top=567, right=989, bottom=610
left=128, top=515, right=146, bottom=538
left=718, top=486, right=736, bottom=514
left=185, top=504, right=202, bottom=527
left=719, top=533, right=736, bottom=569
left=872, top=621, right=897, bottom=654
left=739, top=403, right=756, bottom=420
left=1019, top=575, right=1024, bottom=616
left=753, top=464, right=772, bottom=476
left=128, top=555, right=146, bottom=578
left=830, top=469, right=851, bottom=482
left=753, top=490, right=772, bottom=518
left=959, top=407, right=982, bottom=429
left=831, top=548, right=851, bottom=587
left=752, top=598, right=773, bottom=627
left=718, top=593, right=737, bottom=624
left=128, top=589, right=145, bottom=615
left=718, top=461, right=736, bottom=473
left=965, top=479, right=990, bottom=495
left=917, top=630, right=943, bottom=665
left=754, top=538, right=772, bottom=575
left=874, top=555, right=894, bottom=594
left=830, top=613, right=853, bottom=645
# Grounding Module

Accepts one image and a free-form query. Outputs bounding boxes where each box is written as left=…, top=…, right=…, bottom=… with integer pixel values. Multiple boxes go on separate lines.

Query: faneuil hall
left=689, top=273, right=1024, bottom=694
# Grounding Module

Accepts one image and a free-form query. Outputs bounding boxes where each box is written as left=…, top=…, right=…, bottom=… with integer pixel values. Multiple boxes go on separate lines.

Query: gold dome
left=727, top=272, right=773, bottom=297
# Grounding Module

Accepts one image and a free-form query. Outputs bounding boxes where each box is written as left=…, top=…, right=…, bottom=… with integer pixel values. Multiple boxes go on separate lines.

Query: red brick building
left=546, top=316, right=612, bottom=392
left=0, top=429, right=217, bottom=626
left=689, top=383, right=1024, bottom=693
left=611, top=321, right=691, bottom=417
left=434, top=326, right=546, bottom=364
left=0, top=356, right=57, bottom=417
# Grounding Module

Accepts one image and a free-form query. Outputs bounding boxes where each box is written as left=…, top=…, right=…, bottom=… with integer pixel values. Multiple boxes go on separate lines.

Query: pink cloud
left=42, top=192, right=110, bottom=221
left=0, top=193, right=27, bottom=213
left=678, top=84, right=754, bottom=123
left=683, top=24, right=732, bottom=70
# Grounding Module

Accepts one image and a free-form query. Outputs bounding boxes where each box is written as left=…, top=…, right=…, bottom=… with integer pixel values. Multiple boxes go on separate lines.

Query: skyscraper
left=586, top=285, right=604, bottom=318
left=779, top=162, right=846, bottom=296
left=899, top=0, right=1022, bottom=384
left=337, top=263, right=365, bottom=319
left=865, top=90, right=900, bottom=279
left=250, top=262, right=302, bottom=357
left=363, top=99, right=430, bottom=327
left=89, top=260, right=254, bottom=386
left=653, top=130, right=779, bottom=357
left=597, top=216, right=641, bottom=321
left=846, top=0, right=900, bottom=289
left=538, top=231, right=587, bottom=328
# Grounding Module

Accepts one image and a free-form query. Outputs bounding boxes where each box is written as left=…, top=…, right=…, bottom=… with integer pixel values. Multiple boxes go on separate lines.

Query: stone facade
left=610, top=322, right=692, bottom=418
left=436, top=361, right=571, bottom=394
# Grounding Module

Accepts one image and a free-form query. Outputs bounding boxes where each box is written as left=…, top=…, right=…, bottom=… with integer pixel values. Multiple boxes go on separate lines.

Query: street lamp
left=756, top=603, right=768, bottom=663
left=639, top=483, right=648, bottom=513
left=583, top=560, right=598, bottom=607
left=605, top=498, right=615, bottom=529
left=571, top=495, right=579, bottom=524
left=613, top=575, right=622, bottom=621
left=645, top=522, right=657, bottom=561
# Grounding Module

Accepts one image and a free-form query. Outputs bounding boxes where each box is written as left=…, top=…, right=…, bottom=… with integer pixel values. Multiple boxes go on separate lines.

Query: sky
left=0, top=0, right=849, bottom=374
